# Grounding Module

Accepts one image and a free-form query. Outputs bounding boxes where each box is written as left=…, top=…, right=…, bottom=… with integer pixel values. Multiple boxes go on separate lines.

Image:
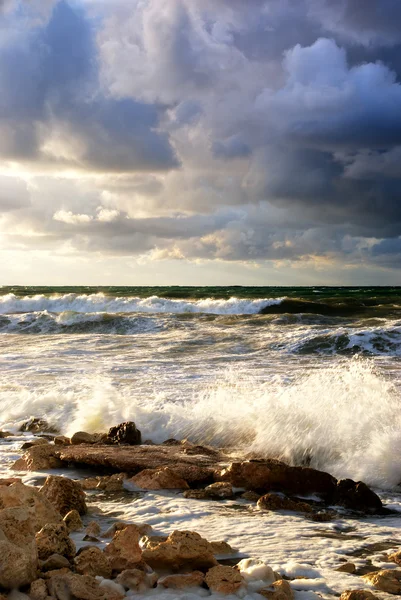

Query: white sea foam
left=1, top=359, right=401, bottom=488
left=0, top=293, right=283, bottom=316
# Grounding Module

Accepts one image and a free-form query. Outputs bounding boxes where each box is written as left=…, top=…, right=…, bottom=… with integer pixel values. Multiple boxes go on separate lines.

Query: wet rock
left=40, top=475, right=87, bottom=516
left=103, top=524, right=142, bottom=572
left=29, top=579, right=48, bottom=600
left=36, top=523, right=76, bottom=561
left=389, top=549, right=401, bottom=565
left=0, top=507, right=38, bottom=589
left=107, top=422, right=142, bottom=445
left=54, top=436, right=70, bottom=446
left=340, top=592, right=379, bottom=600
left=142, top=530, right=218, bottom=571
left=47, top=572, right=105, bottom=600
left=334, top=480, right=382, bottom=513
left=0, top=477, right=21, bottom=486
left=85, top=521, right=101, bottom=537
left=183, top=445, right=219, bottom=457
left=21, top=438, right=49, bottom=450
left=159, top=571, right=205, bottom=589
left=205, top=565, right=243, bottom=594
left=102, top=521, right=152, bottom=539
left=241, top=491, right=261, bottom=502
left=309, top=510, right=337, bottom=522
left=116, top=569, right=157, bottom=592
left=12, top=445, right=63, bottom=471
left=204, top=482, right=234, bottom=498
left=75, top=546, right=112, bottom=578
left=172, top=464, right=214, bottom=484
left=336, top=563, right=356, bottom=574
left=129, top=466, right=190, bottom=490
left=0, top=431, right=13, bottom=438
left=19, top=418, right=58, bottom=434
left=83, top=534, right=100, bottom=543
left=41, top=554, right=71, bottom=572
left=183, top=489, right=210, bottom=499
left=257, top=493, right=314, bottom=513
left=96, top=473, right=127, bottom=492
left=63, top=509, right=83, bottom=533
left=218, top=460, right=337, bottom=499
left=141, top=535, right=168, bottom=550
left=0, top=482, right=62, bottom=531
left=210, top=540, right=235, bottom=555
left=259, top=579, right=294, bottom=600
left=362, top=569, right=401, bottom=595
left=162, top=439, right=181, bottom=446
left=71, top=432, right=98, bottom=445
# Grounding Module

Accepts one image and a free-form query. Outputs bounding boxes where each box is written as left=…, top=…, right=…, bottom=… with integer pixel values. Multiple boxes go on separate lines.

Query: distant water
left=1, top=286, right=401, bottom=489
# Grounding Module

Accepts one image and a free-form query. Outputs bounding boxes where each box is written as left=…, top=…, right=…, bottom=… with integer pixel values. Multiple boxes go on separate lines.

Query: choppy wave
left=2, top=360, right=401, bottom=488
left=0, top=293, right=282, bottom=316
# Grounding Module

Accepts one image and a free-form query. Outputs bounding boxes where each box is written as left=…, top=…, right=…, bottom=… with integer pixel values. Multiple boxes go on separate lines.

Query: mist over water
left=1, top=286, right=401, bottom=489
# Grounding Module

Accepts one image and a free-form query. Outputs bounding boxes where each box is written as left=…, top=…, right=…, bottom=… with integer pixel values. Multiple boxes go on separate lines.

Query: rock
left=162, top=439, right=182, bottom=446
left=168, top=464, right=214, bottom=484
left=116, top=569, right=157, bottom=592
left=0, top=477, right=21, bottom=486
left=309, top=510, right=337, bottom=522
left=129, top=466, right=190, bottom=490
left=183, top=445, right=219, bottom=457
left=40, top=475, right=87, bottom=516
left=259, top=579, right=294, bottom=600
left=107, top=422, right=142, bottom=445
left=54, top=436, right=70, bottom=446
left=70, top=432, right=98, bottom=445
left=86, top=521, right=101, bottom=537
left=41, top=554, right=71, bottom=571
left=0, top=506, right=38, bottom=589
left=141, top=535, right=168, bottom=550
left=83, top=534, right=100, bottom=543
left=183, top=489, right=210, bottom=499
left=12, top=445, right=63, bottom=471
left=204, top=482, right=234, bottom=498
left=362, top=570, right=401, bottom=595
left=205, top=565, right=243, bottom=594
left=335, top=480, right=382, bottom=513
left=36, top=523, right=76, bottom=561
left=142, top=530, right=218, bottom=571
left=389, top=550, right=401, bottom=565
left=103, top=524, right=142, bottom=572
left=19, top=418, right=58, bottom=434
left=241, top=491, right=261, bottom=502
left=210, top=540, right=235, bottom=555
left=340, top=592, right=379, bottom=600
left=29, top=579, right=48, bottom=600
left=97, top=579, right=125, bottom=600
left=47, top=572, right=106, bottom=600
left=75, top=547, right=112, bottom=578
left=0, top=431, right=13, bottom=438
left=96, top=474, right=127, bottom=492
left=21, top=438, right=49, bottom=450
left=0, top=482, right=62, bottom=531
left=336, top=563, right=356, bottom=574
left=159, top=571, right=205, bottom=589
left=257, top=493, right=314, bottom=513
left=63, top=509, right=83, bottom=532
left=218, top=460, right=337, bottom=499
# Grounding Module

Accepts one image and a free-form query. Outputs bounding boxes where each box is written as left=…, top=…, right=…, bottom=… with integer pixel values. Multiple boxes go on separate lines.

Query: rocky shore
left=0, top=420, right=400, bottom=599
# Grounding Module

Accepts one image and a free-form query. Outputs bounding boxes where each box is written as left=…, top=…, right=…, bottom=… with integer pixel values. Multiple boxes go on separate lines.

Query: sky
left=1, top=0, right=401, bottom=285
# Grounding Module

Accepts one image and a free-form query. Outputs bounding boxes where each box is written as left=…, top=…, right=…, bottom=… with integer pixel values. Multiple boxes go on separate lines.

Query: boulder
left=0, top=431, right=13, bottom=438
left=36, top=523, right=76, bottom=561
left=0, top=482, right=62, bottom=531
left=116, top=569, right=157, bottom=592
left=257, top=493, right=314, bottom=513
left=334, top=480, right=382, bottom=513
left=183, top=489, right=210, bottom=499
left=159, top=571, right=205, bottom=589
left=205, top=565, right=243, bottom=594
left=0, top=477, right=21, bottom=486
left=29, top=579, right=48, bottom=600
left=12, top=445, right=62, bottom=471
left=362, top=570, right=401, bottom=595
left=75, top=547, right=112, bottom=578
left=336, top=563, right=356, bottom=574
left=142, top=530, right=218, bottom=571
left=54, top=436, right=70, bottom=446
left=129, top=467, right=189, bottom=490
left=103, top=524, right=143, bottom=572
left=259, top=579, right=294, bottom=600
left=19, top=418, right=58, bottom=434
left=41, top=554, right=71, bottom=572
left=47, top=572, right=106, bottom=600
left=0, top=507, right=38, bottom=589
left=241, top=491, right=261, bottom=502
left=204, top=482, right=234, bottom=498
left=40, top=475, right=87, bottom=516
left=71, top=432, right=98, bottom=445
left=210, top=540, right=235, bottom=555
left=107, top=422, right=142, bottom=445
left=340, top=592, right=379, bottom=600
left=218, top=460, right=337, bottom=499
left=21, top=438, right=49, bottom=450
left=63, top=509, right=83, bottom=533
left=85, top=521, right=101, bottom=537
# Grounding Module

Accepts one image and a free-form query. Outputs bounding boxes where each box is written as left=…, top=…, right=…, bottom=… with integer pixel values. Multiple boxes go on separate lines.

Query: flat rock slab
left=55, top=444, right=231, bottom=477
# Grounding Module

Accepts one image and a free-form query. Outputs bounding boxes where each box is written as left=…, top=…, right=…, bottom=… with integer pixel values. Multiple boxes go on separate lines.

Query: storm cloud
left=1, top=0, right=401, bottom=282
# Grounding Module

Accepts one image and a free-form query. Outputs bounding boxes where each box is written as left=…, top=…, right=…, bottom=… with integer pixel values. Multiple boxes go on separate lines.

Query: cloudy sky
left=1, top=0, right=401, bottom=285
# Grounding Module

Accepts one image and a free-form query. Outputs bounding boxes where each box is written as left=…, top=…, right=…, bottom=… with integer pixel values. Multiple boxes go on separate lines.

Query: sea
left=1, top=285, right=401, bottom=599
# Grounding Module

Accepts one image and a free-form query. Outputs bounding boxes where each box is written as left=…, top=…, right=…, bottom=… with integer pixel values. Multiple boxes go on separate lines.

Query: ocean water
left=1, top=286, right=401, bottom=598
